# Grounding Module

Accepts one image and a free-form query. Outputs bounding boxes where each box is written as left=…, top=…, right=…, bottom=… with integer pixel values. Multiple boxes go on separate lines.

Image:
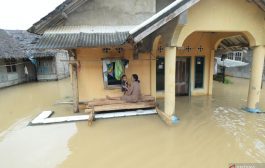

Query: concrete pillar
left=150, top=57, right=156, bottom=98
left=208, top=50, right=215, bottom=95
left=165, top=47, right=176, bottom=117
left=246, top=46, right=265, bottom=112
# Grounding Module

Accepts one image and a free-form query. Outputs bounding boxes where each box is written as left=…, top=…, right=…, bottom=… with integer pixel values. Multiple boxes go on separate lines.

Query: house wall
left=77, top=32, right=213, bottom=100
left=174, top=0, right=265, bottom=47
left=154, top=32, right=213, bottom=97
left=176, top=32, right=213, bottom=96
left=37, top=57, right=57, bottom=81
left=76, top=48, right=151, bottom=100
left=0, top=59, right=36, bottom=89
left=55, top=51, right=70, bottom=80
left=65, top=0, right=156, bottom=26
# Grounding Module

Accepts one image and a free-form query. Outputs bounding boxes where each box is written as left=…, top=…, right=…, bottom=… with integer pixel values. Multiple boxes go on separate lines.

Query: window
left=5, top=58, right=17, bottom=73
left=234, top=52, right=242, bottom=61
left=195, top=56, right=205, bottom=89
left=226, top=51, right=243, bottom=61
left=102, top=59, right=126, bottom=88
left=227, top=53, right=234, bottom=60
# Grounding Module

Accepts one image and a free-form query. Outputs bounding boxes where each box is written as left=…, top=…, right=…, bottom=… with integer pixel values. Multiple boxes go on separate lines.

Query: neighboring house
left=28, top=0, right=265, bottom=119
left=7, top=30, right=70, bottom=81
left=0, top=29, right=36, bottom=88
left=222, top=50, right=265, bottom=81
left=0, top=29, right=70, bottom=89
left=215, top=35, right=265, bottom=81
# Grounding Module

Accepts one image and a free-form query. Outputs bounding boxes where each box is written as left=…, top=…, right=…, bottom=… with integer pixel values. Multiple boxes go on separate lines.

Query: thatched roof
left=0, top=29, right=25, bottom=59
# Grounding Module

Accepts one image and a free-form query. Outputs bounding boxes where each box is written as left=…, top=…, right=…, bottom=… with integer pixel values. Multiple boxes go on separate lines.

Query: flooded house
left=7, top=30, right=70, bottom=81
left=28, top=0, right=265, bottom=123
left=0, top=29, right=36, bottom=88
left=0, top=29, right=70, bottom=89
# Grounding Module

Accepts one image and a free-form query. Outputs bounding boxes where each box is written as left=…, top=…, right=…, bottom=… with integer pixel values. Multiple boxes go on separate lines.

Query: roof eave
left=28, top=0, right=88, bottom=35
left=130, top=0, right=200, bottom=43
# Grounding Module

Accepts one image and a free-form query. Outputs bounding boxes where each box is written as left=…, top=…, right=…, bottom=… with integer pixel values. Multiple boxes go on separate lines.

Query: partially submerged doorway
left=156, top=57, right=191, bottom=96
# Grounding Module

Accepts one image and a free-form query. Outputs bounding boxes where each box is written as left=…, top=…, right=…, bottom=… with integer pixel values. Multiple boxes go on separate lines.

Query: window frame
left=4, top=58, right=17, bottom=73
left=102, top=58, right=125, bottom=90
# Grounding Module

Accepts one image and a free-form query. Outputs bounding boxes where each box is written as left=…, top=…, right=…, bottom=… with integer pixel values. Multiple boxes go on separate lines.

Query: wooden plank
left=93, top=102, right=156, bottom=112
left=87, top=96, right=155, bottom=107
left=156, top=108, right=173, bottom=125
left=30, top=109, right=157, bottom=126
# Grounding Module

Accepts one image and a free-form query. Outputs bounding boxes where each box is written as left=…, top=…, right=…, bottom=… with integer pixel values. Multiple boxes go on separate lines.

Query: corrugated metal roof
left=36, top=26, right=135, bottom=49
left=217, top=35, right=249, bottom=51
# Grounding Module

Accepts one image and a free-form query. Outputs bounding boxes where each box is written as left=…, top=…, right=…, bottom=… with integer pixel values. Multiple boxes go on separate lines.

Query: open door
left=156, top=57, right=190, bottom=96
left=175, top=57, right=190, bottom=96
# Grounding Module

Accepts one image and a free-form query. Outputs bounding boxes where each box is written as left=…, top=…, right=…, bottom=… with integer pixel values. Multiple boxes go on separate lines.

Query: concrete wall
left=0, top=59, right=36, bottom=89
left=174, top=0, right=265, bottom=47
left=76, top=48, right=151, bottom=100
left=76, top=32, right=214, bottom=100
left=55, top=52, right=70, bottom=80
left=65, top=0, right=156, bottom=26
left=156, top=0, right=174, bottom=12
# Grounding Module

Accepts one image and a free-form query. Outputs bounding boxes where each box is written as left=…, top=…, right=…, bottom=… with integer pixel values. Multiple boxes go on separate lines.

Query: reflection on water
left=0, top=77, right=264, bottom=168
left=0, top=118, right=77, bottom=168
left=213, top=107, right=265, bottom=162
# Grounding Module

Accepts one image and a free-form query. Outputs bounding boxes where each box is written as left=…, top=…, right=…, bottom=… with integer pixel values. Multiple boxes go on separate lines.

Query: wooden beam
left=92, top=102, right=156, bottom=112
left=156, top=108, right=174, bottom=125
left=60, top=59, right=80, bottom=65
left=69, top=50, right=79, bottom=113
left=86, top=96, right=155, bottom=107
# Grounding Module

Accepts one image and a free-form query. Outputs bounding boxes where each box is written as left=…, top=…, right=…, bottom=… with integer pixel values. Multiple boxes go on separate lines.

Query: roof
left=6, top=30, right=66, bottom=58
left=250, top=0, right=265, bottom=11
left=35, top=26, right=135, bottom=49
left=0, top=29, right=25, bottom=59
left=6, top=30, right=40, bottom=51
left=30, top=0, right=199, bottom=49
left=217, top=35, right=249, bottom=51
left=129, top=0, right=200, bottom=43
left=28, top=0, right=88, bottom=35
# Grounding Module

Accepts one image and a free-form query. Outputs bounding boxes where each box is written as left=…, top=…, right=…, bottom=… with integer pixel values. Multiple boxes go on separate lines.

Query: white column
left=247, top=46, right=265, bottom=112
left=165, top=47, right=176, bottom=116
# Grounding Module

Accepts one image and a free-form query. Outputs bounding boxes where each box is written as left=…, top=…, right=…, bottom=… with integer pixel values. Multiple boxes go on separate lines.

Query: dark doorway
left=156, top=57, right=165, bottom=91
left=175, top=57, right=190, bottom=96
left=195, top=56, right=205, bottom=88
left=156, top=57, right=191, bottom=96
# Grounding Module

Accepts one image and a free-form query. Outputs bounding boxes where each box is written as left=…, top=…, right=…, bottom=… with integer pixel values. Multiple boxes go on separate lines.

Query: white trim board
left=29, top=109, right=157, bottom=126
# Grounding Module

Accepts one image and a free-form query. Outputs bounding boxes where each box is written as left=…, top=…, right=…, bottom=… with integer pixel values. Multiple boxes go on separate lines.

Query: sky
left=0, top=0, right=65, bottom=30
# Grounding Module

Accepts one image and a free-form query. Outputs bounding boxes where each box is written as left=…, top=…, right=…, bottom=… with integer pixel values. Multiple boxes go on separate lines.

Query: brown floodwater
left=0, top=77, right=265, bottom=168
